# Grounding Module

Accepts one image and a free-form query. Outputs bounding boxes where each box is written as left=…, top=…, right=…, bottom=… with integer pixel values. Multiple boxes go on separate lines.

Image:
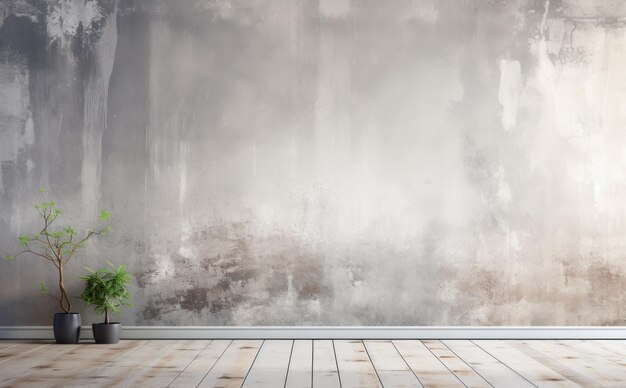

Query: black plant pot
left=92, top=323, right=121, bottom=344
left=53, top=313, right=81, bottom=344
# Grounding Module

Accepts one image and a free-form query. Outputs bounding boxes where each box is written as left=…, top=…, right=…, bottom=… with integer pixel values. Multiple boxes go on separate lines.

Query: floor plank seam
left=418, top=340, right=468, bottom=388
left=117, top=340, right=180, bottom=386
left=423, top=340, right=490, bottom=388
left=440, top=340, right=496, bottom=388
left=331, top=340, right=343, bottom=388
left=165, top=340, right=212, bottom=388
left=283, top=340, right=295, bottom=388
left=310, top=340, right=314, bottom=388
left=240, top=339, right=265, bottom=387
left=194, top=339, right=233, bottom=388
left=470, top=340, right=539, bottom=388
left=361, top=340, right=385, bottom=388
left=389, top=340, right=426, bottom=388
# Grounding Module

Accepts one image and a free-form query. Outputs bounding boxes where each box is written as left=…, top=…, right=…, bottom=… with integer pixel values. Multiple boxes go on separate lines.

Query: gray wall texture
left=1, top=0, right=625, bottom=326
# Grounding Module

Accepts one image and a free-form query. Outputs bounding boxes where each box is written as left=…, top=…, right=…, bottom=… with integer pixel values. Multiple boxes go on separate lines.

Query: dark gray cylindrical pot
left=53, top=313, right=81, bottom=344
left=92, top=323, right=121, bottom=344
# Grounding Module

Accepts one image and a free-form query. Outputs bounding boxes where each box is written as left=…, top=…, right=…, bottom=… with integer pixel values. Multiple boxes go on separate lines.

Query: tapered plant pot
left=92, top=323, right=121, bottom=344
left=53, top=313, right=81, bottom=344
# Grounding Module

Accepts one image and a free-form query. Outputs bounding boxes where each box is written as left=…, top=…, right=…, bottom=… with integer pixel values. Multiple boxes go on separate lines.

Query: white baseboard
left=1, top=326, right=625, bottom=340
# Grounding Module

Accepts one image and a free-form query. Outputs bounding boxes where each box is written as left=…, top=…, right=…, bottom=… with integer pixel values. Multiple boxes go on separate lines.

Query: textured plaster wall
left=1, top=0, right=625, bottom=326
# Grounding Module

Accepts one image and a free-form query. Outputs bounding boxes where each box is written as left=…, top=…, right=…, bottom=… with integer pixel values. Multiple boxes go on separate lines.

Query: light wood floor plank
left=63, top=341, right=147, bottom=387
left=0, top=342, right=23, bottom=350
left=312, top=340, right=340, bottom=388
left=507, top=340, right=603, bottom=388
left=545, top=340, right=626, bottom=385
left=169, top=339, right=231, bottom=387
left=0, top=343, right=78, bottom=383
left=421, top=340, right=491, bottom=388
left=197, top=339, right=263, bottom=388
left=556, top=340, right=626, bottom=370
left=285, top=340, right=313, bottom=388
left=118, top=340, right=210, bottom=387
left=1, top=340, right=143, bottom=388
left=69, top=340, right=175, bottom=387
left=0, top=343, right=50, bottom=365
left=242, top=340, right=293, bottom=388
left=334, top=339, right=383, bottom=388
left=588, top=340, right=626, bottom=358
left=443, top=340, right=534, bottom=387
left=3, top=339, right=626, bottom=388
left=364, top=340, right=421, bottom=388
left=519, top=340, right=623, bottom=387
left=393, top=340, right=464, bottom=388
left=473, top=340, right=580, bottom=387
left=68, top=340, right=152, bottom=387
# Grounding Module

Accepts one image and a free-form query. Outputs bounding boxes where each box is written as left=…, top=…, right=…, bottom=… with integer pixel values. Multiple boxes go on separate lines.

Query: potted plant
left=3, top=188, right=112, bottom=344
left=81, top=262, right=131, bottom=344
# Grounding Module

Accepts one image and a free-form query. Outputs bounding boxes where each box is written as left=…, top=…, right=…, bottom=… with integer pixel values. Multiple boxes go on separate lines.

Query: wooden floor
left=0, top=339, right=625, bottom=387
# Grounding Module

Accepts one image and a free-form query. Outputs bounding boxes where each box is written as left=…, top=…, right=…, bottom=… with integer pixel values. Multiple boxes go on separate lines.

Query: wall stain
left=1, top=0, right=626, bottom=326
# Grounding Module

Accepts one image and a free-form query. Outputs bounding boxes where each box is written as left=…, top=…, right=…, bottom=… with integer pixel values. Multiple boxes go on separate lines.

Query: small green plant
left=81, top=262, right=132, bottom=324
left=3, top=188, right=112, bottom=313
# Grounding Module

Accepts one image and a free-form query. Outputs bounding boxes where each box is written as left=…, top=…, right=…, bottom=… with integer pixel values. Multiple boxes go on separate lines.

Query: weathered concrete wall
left=1, top=0, right=625, bottom=326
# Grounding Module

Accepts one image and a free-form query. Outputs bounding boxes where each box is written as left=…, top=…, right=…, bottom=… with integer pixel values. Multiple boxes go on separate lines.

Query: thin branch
left=59, top=232, right=74, bottom=249
left=64, top=230, right=95, bottom=265
left=42, top=230, right=60, bottom=262
left=13, top=248, right=58, bottom=267
left=34, top=236, right=48, bottom=245
left=62, top=224, right=109, bottom=266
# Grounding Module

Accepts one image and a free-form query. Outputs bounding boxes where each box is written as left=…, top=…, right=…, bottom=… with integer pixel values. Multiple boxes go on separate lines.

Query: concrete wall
left=1, top=0, right=625, bottom=326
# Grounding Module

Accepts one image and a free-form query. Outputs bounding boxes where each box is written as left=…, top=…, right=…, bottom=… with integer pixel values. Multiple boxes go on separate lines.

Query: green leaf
left=18, top=235, right=32, bottom=246
left=99, top=210, right=112, bottom=221
left=3, top=255, right=15, bottom=261
left=81, top=263, right=132, bottom=319
left=38, top=187, right=46, bottom=193
left=39, top=282, right=48, bottom=294
left=49, top=231, right=65, bottom=239
left=64, top=226, right=75, bottom=235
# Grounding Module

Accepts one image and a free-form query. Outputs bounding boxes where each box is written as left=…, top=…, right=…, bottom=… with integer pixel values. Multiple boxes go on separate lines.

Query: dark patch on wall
left=176, top=287, right=211, bottom=314
left=291, top=255, right=333, bottom=300
left=0, top=13, right=45, bottom=66
left=142, top=300, right=162, bottom=321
